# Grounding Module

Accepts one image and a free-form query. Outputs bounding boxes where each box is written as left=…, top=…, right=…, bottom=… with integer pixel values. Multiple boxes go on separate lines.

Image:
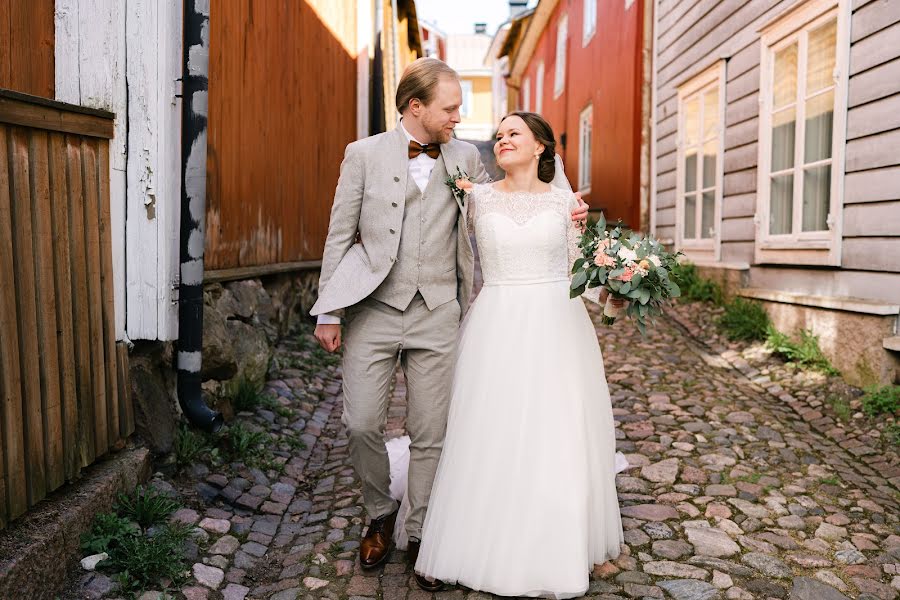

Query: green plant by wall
left=765, top=327, right=839, bottom=375
left=229, top=377, right=267, bottom=412
left=718, top=297, right=771, bottom=341
left=860, top=385, right=900, bottom=418
left=81, top=512, right=140, bottom=556
left=670, top=261, right=725, bottom=305
left=115, top=485, right=179, bottom=530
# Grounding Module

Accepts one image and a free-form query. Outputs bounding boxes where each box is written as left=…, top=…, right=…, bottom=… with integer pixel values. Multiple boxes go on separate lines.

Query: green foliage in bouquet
left=570, top=212, right=682, bottom=335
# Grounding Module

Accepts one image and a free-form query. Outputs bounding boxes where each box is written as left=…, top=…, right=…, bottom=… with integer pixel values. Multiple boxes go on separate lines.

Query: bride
left=389, top=112, right=625, bottom=598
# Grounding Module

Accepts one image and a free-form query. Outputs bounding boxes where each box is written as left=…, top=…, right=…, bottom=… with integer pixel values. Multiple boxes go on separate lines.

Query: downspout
left=176, top=0, right=223, bottom=432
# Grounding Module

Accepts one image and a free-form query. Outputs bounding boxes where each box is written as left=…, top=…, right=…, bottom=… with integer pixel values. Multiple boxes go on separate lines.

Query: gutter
left=176, top=0, right=223, bottom=432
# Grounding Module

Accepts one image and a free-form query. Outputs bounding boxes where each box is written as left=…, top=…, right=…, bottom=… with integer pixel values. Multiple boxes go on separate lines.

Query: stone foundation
left=130, top=269, right=322, bottom=453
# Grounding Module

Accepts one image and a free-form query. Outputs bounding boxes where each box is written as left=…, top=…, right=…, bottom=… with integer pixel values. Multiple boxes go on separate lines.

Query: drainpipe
left=176, top=0, right=223, bottom=432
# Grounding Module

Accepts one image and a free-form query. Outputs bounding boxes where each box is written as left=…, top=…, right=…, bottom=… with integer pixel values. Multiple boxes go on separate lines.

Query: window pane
left=802, top=164, right=831, bottom=231
left=701, top=191, right=715, bottom=238
left=685, top=152, right=697, bottom=192
left=702, top=140, right=717, bottom=189
left=774, top=44, right=798, bottom=109
left=771, top=108, right=796, bottom=171
left=684, top=194, right=697, bottom=238
left=807, top=20, right=837, bottom=94
left=769, top=174, right=794, bottom=235
left=703, top=88, right=719, bottom=139
left=684, top=97, right=700, bottom=146
left=804, top=90, right=834, bottom=163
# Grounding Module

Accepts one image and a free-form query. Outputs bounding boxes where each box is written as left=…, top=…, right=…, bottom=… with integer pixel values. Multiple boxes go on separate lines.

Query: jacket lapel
left=439, top=141, right=467, bottom=215
left=391, top=123, right=410, bottom=200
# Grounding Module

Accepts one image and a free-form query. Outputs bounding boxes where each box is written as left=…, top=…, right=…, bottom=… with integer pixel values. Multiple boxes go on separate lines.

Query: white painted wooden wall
left=55, top=0, right=183, bottom=342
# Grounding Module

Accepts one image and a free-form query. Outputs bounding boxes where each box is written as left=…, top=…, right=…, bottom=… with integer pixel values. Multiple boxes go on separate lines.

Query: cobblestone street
left=70, top=303, right=900, bottom=600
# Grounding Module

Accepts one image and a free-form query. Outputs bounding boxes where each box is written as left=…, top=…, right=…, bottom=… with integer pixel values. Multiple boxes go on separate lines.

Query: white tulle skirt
left=388, top=279, right=626, bottom=599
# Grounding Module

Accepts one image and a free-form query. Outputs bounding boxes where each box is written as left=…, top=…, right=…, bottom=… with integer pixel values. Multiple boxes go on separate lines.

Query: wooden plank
left=846, top=95, right=900, bottom=140
left=28, top=130, right=63, bottom=491
left=8, top=127, right=46, bottom=505
left=80, top=138, right=108, bottom=456
left=721, top=215, right=756, bottom=242
left=726, top=39, right=761, bottom=82
left=0, top=124, right=26, bottom=522
left=846, top=128, right=900, bottom=172
left=116, top=343, right=133, bottom=438
left=204, top=260, right=325, bottom=284
left=849, top=58, right=900, bottom=108
left=657, top=205, right=676, bottom=227
left=725, top=92, right=759, bottom=127
left=842, top=237, right=900, bottom=271
left=849, top=20, right=900, bottom=75
left=725, top=65, right=759, bottom=104
left=48, top=132, right=79, bottom=481
left=0, top=2, right=10, bottom=89
left=851, top=0, right=900, bottom=43
left=8, top=0, right=55, bottom=98
left=722, top=192, right=756, bottom=219
left=843, top=200, right=900, bottom=237
left=720, top=240, right=754, bottom=263
left=97, top=141, right=119, bottom=448
left=658, top=0, right=728, bottom=57
left=844, top=165, right=900, bottom=204
left=724, top=117, right=759, bottom=150
left=656, top=150, right=676, bottom=177
left=0, top=95, right=114, bottom=139
left=723, top=168, right=757, bottom=196
left=65, top=136, right=95, bottom=468
left=656, top=189, right=676, bottom=210
left=723, top=142, right=758, bottom=173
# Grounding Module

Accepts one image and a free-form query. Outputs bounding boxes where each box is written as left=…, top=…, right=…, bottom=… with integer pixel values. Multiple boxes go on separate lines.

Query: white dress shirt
left=317, top=120, right=438, bottom=325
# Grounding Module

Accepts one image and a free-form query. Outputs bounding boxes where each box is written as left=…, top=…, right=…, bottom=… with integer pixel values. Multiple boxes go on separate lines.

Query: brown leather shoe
left=407, top=539, right=445, bottom=592
left=359, top=508, right=398, bottom=569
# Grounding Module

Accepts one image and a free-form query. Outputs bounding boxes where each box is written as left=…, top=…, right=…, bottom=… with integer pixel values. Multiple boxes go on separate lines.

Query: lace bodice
left=470, top=183, right=599, bottom=302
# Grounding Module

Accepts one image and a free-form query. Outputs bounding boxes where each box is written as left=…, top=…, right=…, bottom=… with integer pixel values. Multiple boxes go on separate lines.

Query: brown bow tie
left=408, top=140, right=441, bottom=160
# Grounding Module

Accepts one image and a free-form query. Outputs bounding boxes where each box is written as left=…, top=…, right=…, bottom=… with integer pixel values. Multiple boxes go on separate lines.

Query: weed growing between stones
left=173, top=423, right=213, bottom=468
left=860, top=384, right=900, bottom=417
left=718, top=298, right=770, bottom=341
left=80, top=487, right=195, bottom=596
left=115, top=485, right=179, bottom=529
left=765, top=327, right=839, bottom=375
left=670, top=261, right=725, bottom=305
left=229, top=377, right=267, bottom=412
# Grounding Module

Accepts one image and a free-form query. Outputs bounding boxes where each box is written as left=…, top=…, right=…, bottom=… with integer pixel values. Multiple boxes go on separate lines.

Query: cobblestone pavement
left=69, top=302, right=900, bottom=600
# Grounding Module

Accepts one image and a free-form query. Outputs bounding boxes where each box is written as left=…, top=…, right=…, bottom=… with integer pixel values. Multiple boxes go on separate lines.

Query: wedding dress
left=387, top=181, right=626, bottom=598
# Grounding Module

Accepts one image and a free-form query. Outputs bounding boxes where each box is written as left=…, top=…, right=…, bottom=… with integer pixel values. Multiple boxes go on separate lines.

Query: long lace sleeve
left=566, top=195, right=603, bottom=304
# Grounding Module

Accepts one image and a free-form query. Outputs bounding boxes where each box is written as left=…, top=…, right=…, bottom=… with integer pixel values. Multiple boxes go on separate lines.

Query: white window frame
left=583, top=0, right=597, bottom=47
left=460, top=80, right=474, bottom=118
left=535, top=62, right=545, bottom=114
left=755, top=0, right=849, bottom=266
left=554, top=14, right=567, bottom=98
left=578, top=104, right=593, bottom=194
left=676, top=62, right=725, bottom=263
left=522, top=76, right=531, bottom=111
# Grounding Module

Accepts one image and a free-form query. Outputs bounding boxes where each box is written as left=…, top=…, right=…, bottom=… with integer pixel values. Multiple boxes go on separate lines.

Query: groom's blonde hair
left=396, top=57, right=458, bottom=114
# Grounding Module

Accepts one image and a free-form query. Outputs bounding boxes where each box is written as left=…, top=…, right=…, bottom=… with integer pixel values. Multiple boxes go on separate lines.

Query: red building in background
left=502, top=0, right=651, bottom=231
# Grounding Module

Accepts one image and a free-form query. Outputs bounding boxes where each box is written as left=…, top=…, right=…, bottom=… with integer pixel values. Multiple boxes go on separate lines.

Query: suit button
left=393, top=176, right=400, bottom=182
left=392, top=202, right=398, bottom=207
left=389, top=229, right=396, bottom=234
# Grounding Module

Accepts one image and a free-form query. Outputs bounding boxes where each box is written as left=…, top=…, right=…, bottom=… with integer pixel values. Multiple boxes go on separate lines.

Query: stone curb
left=0, top=446, right=152, bottom=600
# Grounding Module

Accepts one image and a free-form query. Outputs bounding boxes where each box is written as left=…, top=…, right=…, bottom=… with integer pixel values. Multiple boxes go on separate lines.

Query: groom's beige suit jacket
left=310, top=123, right=488, bottom=319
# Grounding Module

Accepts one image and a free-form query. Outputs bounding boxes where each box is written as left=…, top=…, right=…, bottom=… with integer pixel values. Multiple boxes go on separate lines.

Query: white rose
left=648, top=254, right=661, bottom=267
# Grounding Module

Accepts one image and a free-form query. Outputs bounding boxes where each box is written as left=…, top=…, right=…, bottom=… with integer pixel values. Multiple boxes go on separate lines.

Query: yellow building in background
left=447, top=24, right=494, bottom=141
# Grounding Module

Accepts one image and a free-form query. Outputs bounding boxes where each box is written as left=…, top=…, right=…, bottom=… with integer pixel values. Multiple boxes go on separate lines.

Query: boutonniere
left=445, top=166, right=473, bottom=203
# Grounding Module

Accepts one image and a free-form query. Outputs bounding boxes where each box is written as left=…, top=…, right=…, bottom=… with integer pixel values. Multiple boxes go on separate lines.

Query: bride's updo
left=499, top=111, right=557, bottom=183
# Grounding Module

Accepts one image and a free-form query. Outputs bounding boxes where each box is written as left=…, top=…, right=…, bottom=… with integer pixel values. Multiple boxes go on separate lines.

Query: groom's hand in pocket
left=315, top=324, right=342, bottom=353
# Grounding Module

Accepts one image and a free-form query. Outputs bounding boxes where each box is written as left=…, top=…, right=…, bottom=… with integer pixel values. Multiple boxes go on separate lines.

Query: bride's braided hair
left=500, top=111, right=557, bottom=183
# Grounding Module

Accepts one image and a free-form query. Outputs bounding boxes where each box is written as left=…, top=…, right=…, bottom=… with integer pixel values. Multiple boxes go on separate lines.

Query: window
left=535, top=62, right=544, bottom=114
left=522, top=76, right=531, bottom=111
left=554, top=14, right=567, bottom=98
left=579, top=104, right=592, bottom=193
left=583, top=0, right=597, bottom=46
left=756, top=0, right=848, bottom=265
left=676, top=63, right=724, bottom=260
left=460, top=80, right=474, bottom=118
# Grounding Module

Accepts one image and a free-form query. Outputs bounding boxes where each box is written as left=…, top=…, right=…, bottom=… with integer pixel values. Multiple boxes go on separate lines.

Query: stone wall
left=130, top=270, right=321, bottom=453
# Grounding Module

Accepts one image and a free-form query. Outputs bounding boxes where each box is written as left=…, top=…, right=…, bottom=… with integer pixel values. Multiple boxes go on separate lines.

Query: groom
left=311, top=58, right=587, bottom=588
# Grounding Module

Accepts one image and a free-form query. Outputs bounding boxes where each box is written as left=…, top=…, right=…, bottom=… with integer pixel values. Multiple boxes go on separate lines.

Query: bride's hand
left=611, top=297, right=625, bottom=309
left=457, top=178, right=474, bottom=192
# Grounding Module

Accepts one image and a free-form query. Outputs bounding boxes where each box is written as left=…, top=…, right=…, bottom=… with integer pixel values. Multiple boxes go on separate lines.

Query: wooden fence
left=0, top=89, right=132, bottom=527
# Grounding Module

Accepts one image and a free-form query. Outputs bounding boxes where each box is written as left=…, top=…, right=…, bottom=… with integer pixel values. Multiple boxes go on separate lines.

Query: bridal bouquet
left=570, top=213, right=681, bottom=334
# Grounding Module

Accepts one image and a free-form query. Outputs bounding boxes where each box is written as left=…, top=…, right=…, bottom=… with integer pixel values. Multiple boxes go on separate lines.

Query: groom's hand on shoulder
left=571, top=192, right=589, bottom=225
left=315, top=324, right=342, bottom=353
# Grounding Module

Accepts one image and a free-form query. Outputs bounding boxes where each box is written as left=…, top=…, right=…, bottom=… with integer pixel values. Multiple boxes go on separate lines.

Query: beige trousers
left=341, top=293, right=460, bottom=540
